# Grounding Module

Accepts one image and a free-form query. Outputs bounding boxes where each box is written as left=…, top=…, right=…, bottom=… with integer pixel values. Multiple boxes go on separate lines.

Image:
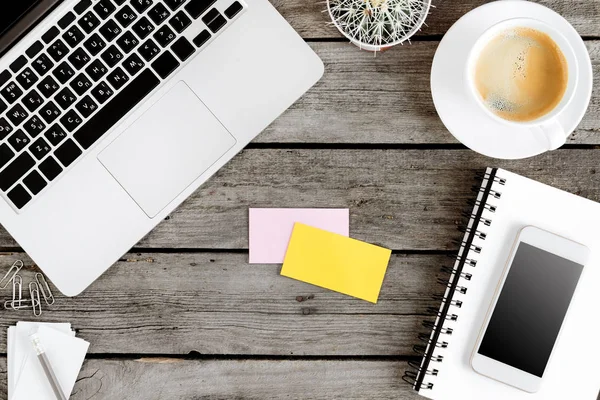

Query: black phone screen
left=478, top=242, right=583, bottom=377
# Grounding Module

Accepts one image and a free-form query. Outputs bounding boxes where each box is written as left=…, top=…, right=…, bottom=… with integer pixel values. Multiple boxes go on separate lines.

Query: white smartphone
left=471, top=226, right=589, bottom=393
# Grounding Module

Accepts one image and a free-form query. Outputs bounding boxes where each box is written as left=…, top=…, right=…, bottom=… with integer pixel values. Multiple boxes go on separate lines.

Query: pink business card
left=249, top=208, right=349, bottom=264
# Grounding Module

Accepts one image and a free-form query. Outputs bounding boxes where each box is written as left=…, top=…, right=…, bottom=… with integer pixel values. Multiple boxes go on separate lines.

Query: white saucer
left=431, top=0, right=593, bottom=159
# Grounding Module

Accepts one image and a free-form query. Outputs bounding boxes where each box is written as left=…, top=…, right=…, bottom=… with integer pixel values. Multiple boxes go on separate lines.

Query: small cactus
left=327, top=0, right=431, bottom=51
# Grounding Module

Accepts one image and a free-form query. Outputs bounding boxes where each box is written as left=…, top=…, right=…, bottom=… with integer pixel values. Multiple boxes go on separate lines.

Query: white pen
left=30, top=333, right=68, bottom=400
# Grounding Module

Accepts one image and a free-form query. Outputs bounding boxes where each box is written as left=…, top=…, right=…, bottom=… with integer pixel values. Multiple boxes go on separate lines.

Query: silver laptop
left=0, top=0, right=323, bottom=295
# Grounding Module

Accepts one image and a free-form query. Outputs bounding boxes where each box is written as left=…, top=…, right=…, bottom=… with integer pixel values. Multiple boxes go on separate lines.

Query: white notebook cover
left=418, top=168, right=600, bottom=400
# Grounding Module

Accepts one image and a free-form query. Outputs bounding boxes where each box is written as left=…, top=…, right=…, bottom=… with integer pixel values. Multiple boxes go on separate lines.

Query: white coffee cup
left=465, top=17, right=579, bottom=150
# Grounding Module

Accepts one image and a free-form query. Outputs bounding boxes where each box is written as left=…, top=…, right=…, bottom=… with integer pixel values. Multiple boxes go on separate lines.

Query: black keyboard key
left=70, top=73, right=93, bottom=95
left=94, top=0, right=117, bottom=19
left=37, top=76, right=60, bottom=98
left=10, top=56, right=27, bottom=73
left=8, top=129, right=30, bottom=152
left=62, top=25, right=85, bottom=48
left=58, top=11, right=76, bottom=29
left=148, top=3, right=170, bottom=24
left=0, top=99, right=5, bottom=115
left=115, top=0, right=127, bottom=4
left=99, top=19, right=122, bottom=41
left=116, top=31, right=139, bottom=53
left=42, top=27, right=60, bottom=44
left=101, top=45, right=124, bottom=68
left=32, top=54, right=54, bottom=76
left=24, top=171, right=47, bottom=195
left=68, top=48, right=91, bottom=70
left=107, top=67, right=129, bottom=89
left=171, top=37, right=195, bottom=61
left=7, top=185, right=31, bottom=209
left=74, top=69, right=159, bottom=149
left=60, top=110, right=83, bottom=132
left=7, top=104, right=28, bottom=125
left=91, top=81, right=114, bottom=103
left=84, top=33, right=107, bottom=56
left=138, top=39, right=160, bottom=61
left=203, top=9, right=227, bottom=33
left=0, top=144, right=15, bottom=169
left=39, top=156, right=63, bottom=181
left=154, top=25, right=176, bottom=47
left=132, top=17, right=155, bottom=39
left=192, top=29, right=211, bottom=47
left=0, top=118, right=13, bottom=139
left=55, top=139, right=82, bottom=167
left=52, top=62, right=75, bottom=84
left=115, top=5, right=137, bottom=28
left=224, top=1, right=243, bottom=18
left=39, top=101, right=62, bottom=124
left=26, top=41, right=44, bottom=58
left=122, top=54, right=144, bottom=76
left=55, top=87, right=77, bottom=109
left=86, top=59, right=109, bottom=81
left=30, top=137, right=52, bottom=160
left=151, top=50, right=179, bottom=79
left=186, top=0, right=216, bottom=19
left=16, top=68, right=39, bottom=91
left=79, top=11, right=101, bottom=33
left=169, top=11, right=191, bottom=33
left=23, top=115, right=46, bottom=138
left=23, top=90, right=44, bottom=112
left=1, top=82, right=23, bottom=104
left=74, top=0, right=92, bottom=14
left=165, top=0, right=185, bottom=11
left=0, top=152, right=35, bottom=191
left=0, top=70, right=11, bottom=88
left=131, top=0, right=153, bottom=13
left=76, top=95, right=98, bottom=117
left=48, top=40, right=69, bottom=61
left=45, top=124, right=68, bottom=146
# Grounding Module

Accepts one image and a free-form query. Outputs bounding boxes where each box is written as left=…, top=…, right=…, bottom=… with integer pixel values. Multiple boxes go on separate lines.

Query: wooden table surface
left=2, top=1, right=600, bottom=399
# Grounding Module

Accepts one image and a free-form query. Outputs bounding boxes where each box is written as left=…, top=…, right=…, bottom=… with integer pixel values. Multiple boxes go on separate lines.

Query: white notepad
left=9, top=322, right=74, bottom=394
left=410, top=168, right=600, bottom=399
left=7, top=322, right=89, bottom=400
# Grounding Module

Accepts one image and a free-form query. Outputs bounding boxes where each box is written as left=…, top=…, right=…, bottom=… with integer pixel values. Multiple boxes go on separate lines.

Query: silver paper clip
left=0, top=260, right=24, bottom=289
left=4, top=299, right=39, bottom=310
left=29, top=281, right=42, bottom=316
left=35, top=273, right=55, bottom=305
left=11, top=274, right=22, bottom=308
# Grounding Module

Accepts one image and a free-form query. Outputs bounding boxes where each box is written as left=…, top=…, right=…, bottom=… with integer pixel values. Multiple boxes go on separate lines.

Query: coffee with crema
left=473, top=27, right=568, bottom=122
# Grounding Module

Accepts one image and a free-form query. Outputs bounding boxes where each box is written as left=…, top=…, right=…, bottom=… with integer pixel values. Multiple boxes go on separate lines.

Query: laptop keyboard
left=0, top=0, right=246, bottom=211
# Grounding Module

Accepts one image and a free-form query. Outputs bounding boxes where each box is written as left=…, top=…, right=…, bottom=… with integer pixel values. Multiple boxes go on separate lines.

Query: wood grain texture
left=259, top=41, right=600, bottom=144
left=274, top=0, right=600, bottom=39
left=0, top=358, right=421, bottom=400
left=0, top=252, right=446, bottom=355
left=69, top=359, right=420, bottom=400
left=1, top=149, right=596, bottom=250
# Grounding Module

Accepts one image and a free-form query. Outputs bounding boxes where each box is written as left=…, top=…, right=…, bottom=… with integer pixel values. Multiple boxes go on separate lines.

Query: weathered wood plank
left=0, top=358, right=422, bottom=400
left=260, top=41, right=600, bottom=144
left=0, top=149, right=599, bottom=250
left=0, top=253, right=445, bottom=355
left=70, top=359, right=420, bottom=400
left=275, top=0, right=600, bottom=39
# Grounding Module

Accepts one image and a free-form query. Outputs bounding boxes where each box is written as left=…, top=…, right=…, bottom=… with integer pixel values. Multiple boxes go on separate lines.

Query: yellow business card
left=281, top=223, right=391, bottom=303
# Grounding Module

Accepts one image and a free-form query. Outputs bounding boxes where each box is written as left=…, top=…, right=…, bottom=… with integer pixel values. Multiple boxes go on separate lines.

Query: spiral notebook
left=404, top=168, right=600, bottom=400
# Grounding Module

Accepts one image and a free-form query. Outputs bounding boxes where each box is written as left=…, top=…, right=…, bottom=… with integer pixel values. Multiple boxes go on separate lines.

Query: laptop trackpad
left=98, top=81, right=236, bottom=218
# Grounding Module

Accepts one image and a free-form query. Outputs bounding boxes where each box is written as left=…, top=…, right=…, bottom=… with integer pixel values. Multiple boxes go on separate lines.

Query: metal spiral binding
left=440, top=266, right=472, bottom=281
left=432, top=293, right=463, bottom=308
left=402, top=168, right=505, bottom=392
